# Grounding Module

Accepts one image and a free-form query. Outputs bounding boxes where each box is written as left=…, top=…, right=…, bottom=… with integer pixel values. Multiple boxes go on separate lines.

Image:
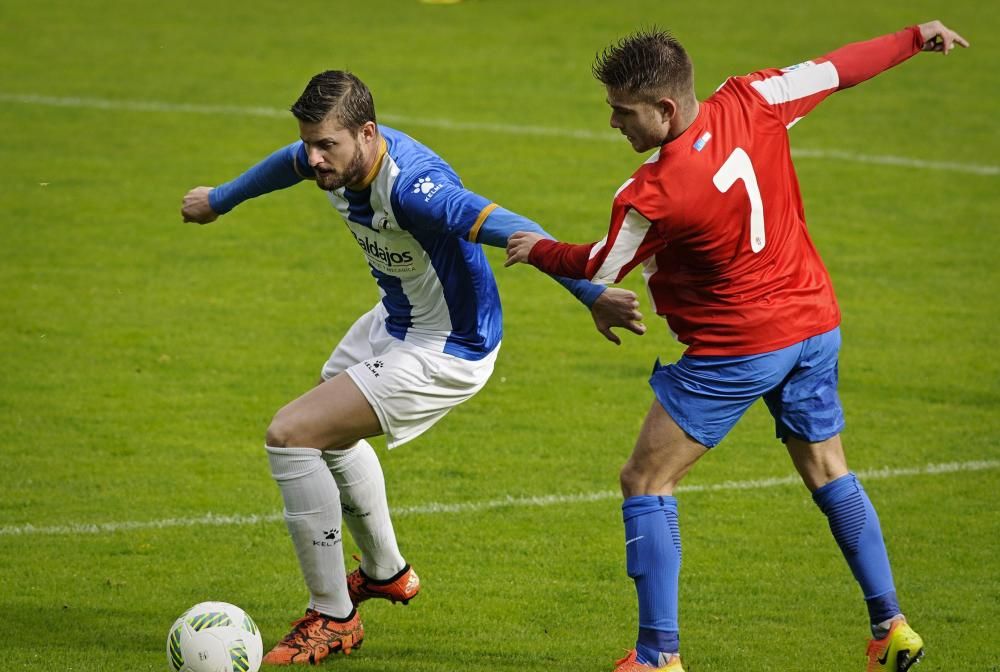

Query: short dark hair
left=593, top=28, right=694, bottom=102
left=291, top=70, right=376, bottom=131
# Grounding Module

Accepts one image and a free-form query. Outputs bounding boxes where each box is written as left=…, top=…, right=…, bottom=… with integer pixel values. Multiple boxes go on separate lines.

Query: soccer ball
left=166, top=601, right=263, bottom=672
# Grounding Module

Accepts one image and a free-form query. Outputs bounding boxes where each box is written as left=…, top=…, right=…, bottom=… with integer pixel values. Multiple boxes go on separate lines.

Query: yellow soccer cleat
left=613, top=649, right=684, bottom=671
left=865, top=618, right=925, bottom=672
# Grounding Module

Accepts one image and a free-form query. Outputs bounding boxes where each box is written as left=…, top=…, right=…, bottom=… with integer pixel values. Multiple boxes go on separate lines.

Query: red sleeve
left=528, top=238, right=593, bottom=279
left=742, top=26, right=924, bottom=127
left=824, top=26, right=924, bottom=89
left=529, top=193, right=665, bottom=285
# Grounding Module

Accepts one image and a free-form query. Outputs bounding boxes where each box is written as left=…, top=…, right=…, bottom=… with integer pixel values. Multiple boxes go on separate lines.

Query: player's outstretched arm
left=827, top=20, right=969, bottom=87
left=180, top=143, right=309, bottom=224
left=918, top=20, right=969, bottom=54
left=751, top=21, right=968, bottom=127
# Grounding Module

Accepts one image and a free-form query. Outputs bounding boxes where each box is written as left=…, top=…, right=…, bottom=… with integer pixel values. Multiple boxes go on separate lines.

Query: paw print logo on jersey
left=412, top=176, right=436, bottom=194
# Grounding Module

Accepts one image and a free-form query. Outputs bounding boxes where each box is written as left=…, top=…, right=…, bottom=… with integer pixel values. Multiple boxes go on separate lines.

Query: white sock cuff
left=323, top=439, right=375, bottom=472
left=266, top=445, right=326, bottom=482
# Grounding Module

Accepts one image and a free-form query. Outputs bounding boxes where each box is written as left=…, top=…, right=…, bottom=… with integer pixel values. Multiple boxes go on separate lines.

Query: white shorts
left=321, top=303, right=499, bottom=449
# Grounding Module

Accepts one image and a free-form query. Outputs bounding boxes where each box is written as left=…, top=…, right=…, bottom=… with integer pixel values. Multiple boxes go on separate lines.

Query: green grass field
left=1, top=1, right=997, bottom=670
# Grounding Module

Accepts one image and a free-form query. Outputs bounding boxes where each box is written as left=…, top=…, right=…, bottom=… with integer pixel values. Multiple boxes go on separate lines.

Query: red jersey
left=531, top=27, right=925, bottom=355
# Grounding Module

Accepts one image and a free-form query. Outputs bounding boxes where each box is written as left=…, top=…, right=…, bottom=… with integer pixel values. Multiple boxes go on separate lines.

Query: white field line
left=2, top=93, right=997, bottom=176
left=1, top=459, right=996, bottom=537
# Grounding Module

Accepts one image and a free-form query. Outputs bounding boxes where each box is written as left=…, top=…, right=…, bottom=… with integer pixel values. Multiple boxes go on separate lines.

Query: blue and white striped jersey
left=309, top=126, right=502, bottom=360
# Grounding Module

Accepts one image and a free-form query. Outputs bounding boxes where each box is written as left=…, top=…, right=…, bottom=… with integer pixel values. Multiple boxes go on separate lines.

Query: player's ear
left=656, top=97, right=678, bottom=124
left=359, top=120, right=378, bottom=142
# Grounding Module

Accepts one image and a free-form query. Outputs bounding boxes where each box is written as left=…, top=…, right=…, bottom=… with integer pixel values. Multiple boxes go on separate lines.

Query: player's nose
left=306, top=147, right=325, bottom=167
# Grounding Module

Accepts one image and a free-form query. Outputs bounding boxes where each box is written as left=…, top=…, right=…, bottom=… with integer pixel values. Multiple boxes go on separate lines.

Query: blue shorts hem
left=775, top=421, right=846, bottom=444
left=651, top=389, right=720, bottom=449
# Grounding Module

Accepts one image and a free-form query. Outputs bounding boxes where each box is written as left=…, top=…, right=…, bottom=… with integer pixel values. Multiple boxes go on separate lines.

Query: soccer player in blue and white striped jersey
left=181, top=70, right=645, bottom=665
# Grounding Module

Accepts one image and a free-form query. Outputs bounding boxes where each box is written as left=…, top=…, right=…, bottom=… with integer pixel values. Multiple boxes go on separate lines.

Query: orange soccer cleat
left=613, top=649, right=685, bottom=671
left=347, top=562, right=421, bottom=606
left=262, top=609, right=363, bottom=665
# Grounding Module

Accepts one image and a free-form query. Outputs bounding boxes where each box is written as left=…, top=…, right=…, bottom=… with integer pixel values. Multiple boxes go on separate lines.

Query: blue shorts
left=649, top=328, right=845, bottom=448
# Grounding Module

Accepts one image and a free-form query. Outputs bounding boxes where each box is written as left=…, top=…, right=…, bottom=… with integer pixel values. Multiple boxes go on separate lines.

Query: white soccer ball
left=166, top=601, right=263, bottom=672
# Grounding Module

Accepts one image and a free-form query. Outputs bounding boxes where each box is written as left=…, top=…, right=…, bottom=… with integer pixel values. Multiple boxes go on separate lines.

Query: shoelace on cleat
left=277, top=613, right=320, bottom=648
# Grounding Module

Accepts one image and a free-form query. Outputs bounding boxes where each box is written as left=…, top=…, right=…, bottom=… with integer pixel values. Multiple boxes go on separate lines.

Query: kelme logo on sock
left=314, top=528, right=341, bottom=547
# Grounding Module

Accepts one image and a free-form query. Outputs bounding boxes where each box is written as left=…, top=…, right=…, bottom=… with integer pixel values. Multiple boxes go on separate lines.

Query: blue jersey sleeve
left=476, top=207, right=607, bottom=308
left=209, top=142, right=314, bottom=214
left=392, top=166, right=492, bottom=237
left=392, top=165, right=605, bottom=307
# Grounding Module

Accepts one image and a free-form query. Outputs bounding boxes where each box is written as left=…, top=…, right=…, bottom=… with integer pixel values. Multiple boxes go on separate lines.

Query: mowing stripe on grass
left=2, top=93, right=997, bottom=176
left=1, top=459, right=995, bottom=537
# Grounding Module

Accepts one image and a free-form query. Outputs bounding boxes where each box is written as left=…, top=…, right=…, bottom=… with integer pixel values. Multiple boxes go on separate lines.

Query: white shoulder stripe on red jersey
left=750, top=60, right=839, bottom=105
left=592, top=208, right=653, bottom=285
left=614, top=178, right=636, bottom=197
left=590, top=177, right=637, bottom=263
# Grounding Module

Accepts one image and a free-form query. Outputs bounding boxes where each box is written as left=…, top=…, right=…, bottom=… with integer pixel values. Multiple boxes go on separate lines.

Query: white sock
left=323, top=440, right=406, bottom=580
left=266, top=445, right=354, bottom=618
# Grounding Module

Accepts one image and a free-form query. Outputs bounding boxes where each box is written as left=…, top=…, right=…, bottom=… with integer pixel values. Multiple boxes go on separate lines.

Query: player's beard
left=315, top=144, right=367, bottom=191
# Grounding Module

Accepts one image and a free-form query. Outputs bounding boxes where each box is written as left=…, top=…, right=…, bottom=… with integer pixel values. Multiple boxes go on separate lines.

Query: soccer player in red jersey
left=506, top=20, right=967, bottom=672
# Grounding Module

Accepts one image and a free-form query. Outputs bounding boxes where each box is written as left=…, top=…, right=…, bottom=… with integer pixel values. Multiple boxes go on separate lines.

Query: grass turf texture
left=1, top=0, right=997, bottom=670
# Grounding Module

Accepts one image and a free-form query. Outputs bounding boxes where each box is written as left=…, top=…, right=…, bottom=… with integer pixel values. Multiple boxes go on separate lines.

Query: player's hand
left=590, top=287, right=646, bottom=345
left=918, top=20, right=969, bottom=54
left=505, top=231, right=544, bottom=267
left=181, top=186, right=220, bottom=224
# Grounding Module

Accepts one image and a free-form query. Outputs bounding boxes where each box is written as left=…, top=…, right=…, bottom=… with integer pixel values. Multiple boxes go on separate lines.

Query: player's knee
left=619, top=457, right=684, bottom=497
left=265, top=408, right=299, bottom=448
left=619, top=460, right=646, bottom=496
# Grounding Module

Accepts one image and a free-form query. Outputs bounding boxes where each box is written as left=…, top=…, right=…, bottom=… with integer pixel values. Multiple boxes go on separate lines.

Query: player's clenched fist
left=505, top=231, right=544, bottom=267
left=181, top=186, right=219, bottom=224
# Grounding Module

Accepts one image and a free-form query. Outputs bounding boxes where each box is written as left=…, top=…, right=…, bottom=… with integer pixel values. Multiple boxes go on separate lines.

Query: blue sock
left=812, top=473, right=901, bottom=626
left=623, top=495, right=681, bottom=665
